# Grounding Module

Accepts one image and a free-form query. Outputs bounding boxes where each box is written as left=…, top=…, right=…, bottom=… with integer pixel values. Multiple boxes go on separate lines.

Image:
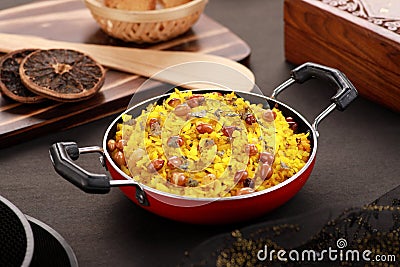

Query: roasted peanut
left=196, top=123, right=213, bottom=134
left=244, top=113, right=256, bottom=125
left=174, top=103, right=191, bottom=117
left=147, top=159, right=165, bottom=172
left=222, top=126, right=237, bottom=137
left=113, top=151, right=126, bottom=166
left=167, top=156, right=184, bottom=169
left=187, top=95, right=205, bottom=108
left=167, top=98, right=181, bottom=108
left=115, top=139, right=125, bottom=150
left=167, top=136, right=184, bottom=148
left=245, top=144, right=258, bottom=156
left=259, top=151, right=274, bottom=165
left=170, top=172, right=187, bottom=186
left=262, top=109, right=276, bottom=122
left=259, top=163, right=273, bottom=179
left=107, top=139, right=116, bottom=152
left=234, top=170, right=248, bottom=183
left=286, top=117, right=299, bottom=132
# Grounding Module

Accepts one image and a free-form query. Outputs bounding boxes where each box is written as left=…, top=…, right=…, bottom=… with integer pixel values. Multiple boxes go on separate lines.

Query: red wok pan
left=49, top=62, right=358, bottom=224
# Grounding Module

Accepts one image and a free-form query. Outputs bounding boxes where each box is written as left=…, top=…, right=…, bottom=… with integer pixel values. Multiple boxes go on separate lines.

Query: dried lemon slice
left=0, top=49, right=45, bottom=104
left=19, top=49, right=105, bottom=102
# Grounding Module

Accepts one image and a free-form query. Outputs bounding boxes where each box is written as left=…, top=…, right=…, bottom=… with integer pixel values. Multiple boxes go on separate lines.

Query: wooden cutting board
left=0, top=0, right=251, bottom=148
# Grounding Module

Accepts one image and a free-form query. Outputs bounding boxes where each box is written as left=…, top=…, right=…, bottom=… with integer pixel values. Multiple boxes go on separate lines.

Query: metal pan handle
left=49, top=142, right=110, bottom=194
left=49, top=142, right=149, bottom=205
left=271, top=62, right=358, bottom=137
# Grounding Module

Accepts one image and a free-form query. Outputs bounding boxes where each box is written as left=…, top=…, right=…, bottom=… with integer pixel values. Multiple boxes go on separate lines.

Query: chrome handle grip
left=272, top=62, right=358, bottom=137
left=49, top=142, right=149, bottom=205
left=49, top=142, right=110, bottom=194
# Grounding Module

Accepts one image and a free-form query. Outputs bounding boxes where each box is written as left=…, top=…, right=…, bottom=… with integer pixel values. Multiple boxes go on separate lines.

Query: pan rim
left=103, top=89, right=318, bottom=202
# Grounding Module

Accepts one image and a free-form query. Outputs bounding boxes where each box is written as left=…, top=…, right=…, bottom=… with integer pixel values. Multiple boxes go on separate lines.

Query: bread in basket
left=84, top=0, right=208, bottom=43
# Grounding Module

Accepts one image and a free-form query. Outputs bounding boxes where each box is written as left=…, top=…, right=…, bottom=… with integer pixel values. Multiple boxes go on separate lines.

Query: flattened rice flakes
left=108, top=90, right=311, bottom=198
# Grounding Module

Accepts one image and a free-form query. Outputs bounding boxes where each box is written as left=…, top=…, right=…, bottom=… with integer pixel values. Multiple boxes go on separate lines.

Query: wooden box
left=284, top=0, right=400, bottom=112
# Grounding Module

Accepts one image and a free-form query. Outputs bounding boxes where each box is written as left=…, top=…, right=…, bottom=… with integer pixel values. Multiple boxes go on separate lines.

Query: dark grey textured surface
left=0, top=0, right=399, bottom=266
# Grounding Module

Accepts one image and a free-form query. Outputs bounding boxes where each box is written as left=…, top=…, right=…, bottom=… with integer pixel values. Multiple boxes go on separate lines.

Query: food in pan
left=107, top=90, right=311, bottom=198
left=50, top=63, right=357, bottom=223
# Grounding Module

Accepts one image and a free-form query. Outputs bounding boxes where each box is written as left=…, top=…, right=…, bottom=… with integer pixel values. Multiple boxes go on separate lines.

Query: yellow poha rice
left=108, top=89, right=311, bottom=198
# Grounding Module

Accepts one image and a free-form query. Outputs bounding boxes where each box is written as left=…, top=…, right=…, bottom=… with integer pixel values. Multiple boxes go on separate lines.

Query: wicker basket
left=84, top=0, right=208, bottom=43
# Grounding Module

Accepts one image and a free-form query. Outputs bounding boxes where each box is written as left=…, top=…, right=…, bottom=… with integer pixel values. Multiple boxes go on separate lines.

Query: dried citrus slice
left=19, top=49, right=105, bottom=102
left=0, top=49, right=45, bottom=104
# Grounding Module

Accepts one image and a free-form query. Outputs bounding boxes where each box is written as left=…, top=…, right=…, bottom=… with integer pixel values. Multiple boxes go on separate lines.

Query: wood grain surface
left=284, top=0, right=400, bottom=112
left=0, top=0, right=251, bottom=148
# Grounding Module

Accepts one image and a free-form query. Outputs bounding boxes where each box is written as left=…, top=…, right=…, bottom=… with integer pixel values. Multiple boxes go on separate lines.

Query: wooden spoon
left=0, top=33, right=255, bottom=91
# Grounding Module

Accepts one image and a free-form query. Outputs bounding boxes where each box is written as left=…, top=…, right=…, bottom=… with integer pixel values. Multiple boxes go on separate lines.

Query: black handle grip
left=291, top=62, right=358, bottom=111
left=49, top=142, right=110, bottom=194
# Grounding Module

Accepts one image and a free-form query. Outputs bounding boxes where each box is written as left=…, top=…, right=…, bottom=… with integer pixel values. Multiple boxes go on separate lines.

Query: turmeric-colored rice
left=109, top=89, right=311, bottom=198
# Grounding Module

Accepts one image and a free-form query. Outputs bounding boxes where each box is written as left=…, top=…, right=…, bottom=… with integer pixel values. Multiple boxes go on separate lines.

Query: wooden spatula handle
left=0, top=33, right=255, bottom=91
